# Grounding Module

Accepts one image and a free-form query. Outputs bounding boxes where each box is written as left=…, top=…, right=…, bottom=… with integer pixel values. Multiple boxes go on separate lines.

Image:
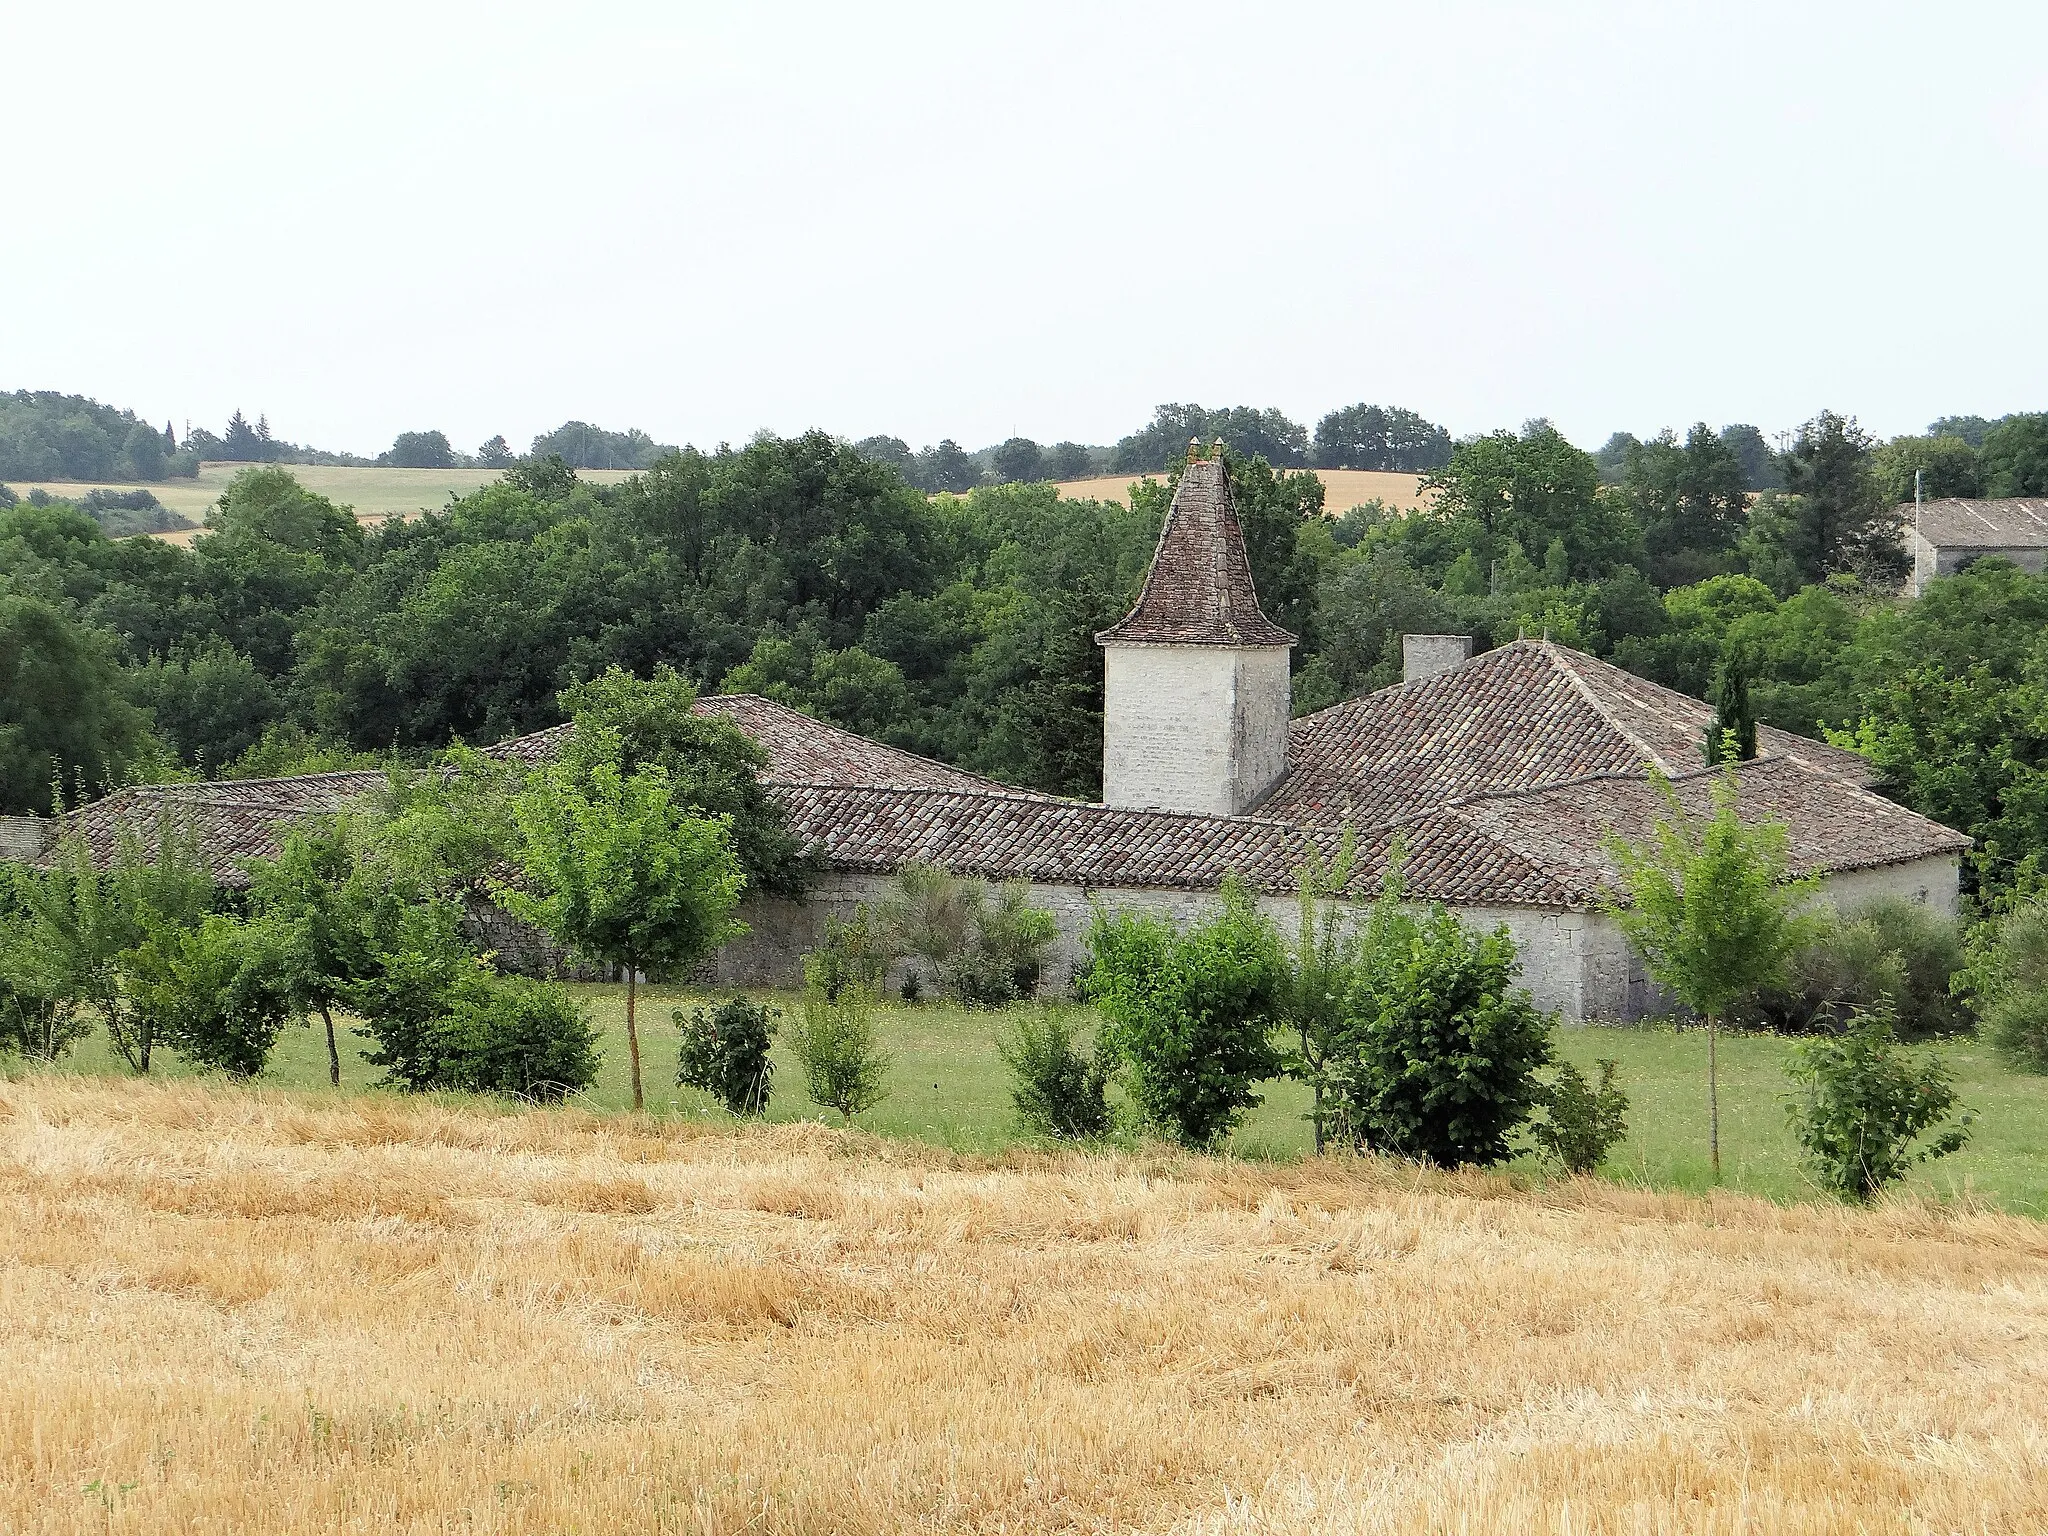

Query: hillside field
left=3, top=1072, right=2044, bottom=1534
left=1, top=464, right=643, bottom=544
left=1058, top=468, right=1433, bottom=513
left=6, top=464, right=1433, bottom=547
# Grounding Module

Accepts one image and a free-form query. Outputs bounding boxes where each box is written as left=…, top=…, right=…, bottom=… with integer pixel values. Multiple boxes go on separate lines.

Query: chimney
left=1402, top=634, right=1473, bottom=684
left=0, top=816, right=47, bottom=861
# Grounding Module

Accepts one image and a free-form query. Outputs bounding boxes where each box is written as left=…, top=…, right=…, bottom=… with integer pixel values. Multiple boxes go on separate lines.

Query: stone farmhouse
left=1903, top=496, right=2048, bottom=596
left=44, top=453, right=1969, bottom=1021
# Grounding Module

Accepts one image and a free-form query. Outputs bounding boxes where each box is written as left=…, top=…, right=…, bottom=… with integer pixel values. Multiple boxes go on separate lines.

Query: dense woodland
left=5, top=407, right=2048, bottom=908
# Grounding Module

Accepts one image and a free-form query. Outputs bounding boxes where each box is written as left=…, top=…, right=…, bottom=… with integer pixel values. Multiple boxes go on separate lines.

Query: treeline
left=0, top=392, right=189, bottom=481
left=7, top=411, right=2048, bottom=909
left=849, top=399, right=1460, bottom=491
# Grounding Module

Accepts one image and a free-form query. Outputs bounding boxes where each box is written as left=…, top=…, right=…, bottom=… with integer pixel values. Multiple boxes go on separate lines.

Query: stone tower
left=1096, top=449, right=1295, bottom=816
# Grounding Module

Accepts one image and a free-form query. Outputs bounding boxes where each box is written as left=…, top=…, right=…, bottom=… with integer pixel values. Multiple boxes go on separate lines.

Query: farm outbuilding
left=1902, top=496, right=2048, bottom=596
left=37, top=453, right=1970, bottom=1022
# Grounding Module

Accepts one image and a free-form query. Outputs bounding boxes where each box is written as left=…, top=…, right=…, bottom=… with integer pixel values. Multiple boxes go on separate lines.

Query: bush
left=1860, top=899, right=1969, bottom=1038
left=1784, top=1010, right=1971, bottom=1202
left=962, top=881, right=1058, bottom=1003
left=677, top=995, right=778, bottom=1115
left=998, top=1008, right=1111, bottom=1139
left=1530, top=1059, right=1629, bottom=1174
left=1756, top=899, right=1968, bottom=1038
left=803, top=910, right=888, bottom=1003
left=1979, top=900, right=2048, bottom=1071
left=128, top=913, right=293, bottom=1078
left=432, top=974, right=602, bottom=1102
left=348, top=901, right=475, bottom=1090
left=878, top=864, right=1058, bottom=1006
left=787, top=993, right=890, bottom=1123
left=1329, top=903, right=1553, bottom=1167
left=1085, top=879, right=1283, bottom=1147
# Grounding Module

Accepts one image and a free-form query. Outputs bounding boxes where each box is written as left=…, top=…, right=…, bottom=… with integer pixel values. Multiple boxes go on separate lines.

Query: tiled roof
left=55, top=773, right=386, bottom=885
left=771, top=782, right=1572, bottom=906
left=1907, top=498, right=2048, bottom=550
left=485, top=695, right=1035, bottom=797
left=1095, top=457, right=1296, bottom=648
left=1439, top=757, right=1969, bottom=908
left=40, top=647, right=1967, bottom=911
left=1266, top=639, right=1871, bottom=829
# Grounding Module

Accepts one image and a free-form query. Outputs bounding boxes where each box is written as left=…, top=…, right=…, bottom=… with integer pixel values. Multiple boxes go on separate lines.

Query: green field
left=42, top=983, right=2048, bottom=1216
left=2, top=463, right=643, bottom=536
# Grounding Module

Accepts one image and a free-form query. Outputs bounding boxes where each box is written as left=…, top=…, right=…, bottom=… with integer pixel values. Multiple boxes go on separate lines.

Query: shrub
left=1085, top=879, right=1283, bottom=1147
left=803, top=909, right=888, bottom=1003
left=431, top=974, right=602, bottom=1102
left=787, top=993, right=890, bottom=1123
left=677, top=995, right=778, bottom=1115
left=1329, top=903, right=1553, bottom=1167
left=1860, top=898, right=1969, bottom=1038
left=1978, top=900, right=2048, bottom=1071
left=878, top=864, right=1058, bottom=1006
left=128, top=913, right=293, bottom=1078
left=1784, top=1010, right=1971, bottom=1202
left=998, top=1008, right=1112, bottom=1139
left=963, top=882, right=1058, bottom=1003
left=1756, top=899, right=1968, bottom=1038
left=347, top=901, right=475, bottom=1091
left=1530, top=1059, right=1629, bottom=1175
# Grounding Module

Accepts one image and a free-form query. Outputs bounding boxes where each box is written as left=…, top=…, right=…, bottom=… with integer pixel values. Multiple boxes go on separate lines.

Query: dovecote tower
left=1095, top=446, right=1295, bottom=816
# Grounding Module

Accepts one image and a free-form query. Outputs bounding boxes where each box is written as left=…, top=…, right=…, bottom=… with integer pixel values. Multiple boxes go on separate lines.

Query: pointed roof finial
left=1096, top=454, right=1296, bottom=649
left=1188, top=437, right=1202, bottom=463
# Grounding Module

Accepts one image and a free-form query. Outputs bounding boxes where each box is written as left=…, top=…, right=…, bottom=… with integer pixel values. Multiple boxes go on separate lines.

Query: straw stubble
left=2, top=1077, right=2044, bottom=1533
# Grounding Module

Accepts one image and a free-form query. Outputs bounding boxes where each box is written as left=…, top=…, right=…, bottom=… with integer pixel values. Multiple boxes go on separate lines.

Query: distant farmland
left=3, top=463, right=1433, bottom=546
left=1, top=464, right=642, bottom=545
left=1058, top=467, right=1433, bottom=514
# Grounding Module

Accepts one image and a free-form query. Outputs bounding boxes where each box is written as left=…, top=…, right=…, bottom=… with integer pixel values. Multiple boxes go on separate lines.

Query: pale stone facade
left=1101, top=644, right=1291, bottom=816
left=1401, top=633, right=1475, bottom=683
left=705, top=850, right=1963, bottom=1023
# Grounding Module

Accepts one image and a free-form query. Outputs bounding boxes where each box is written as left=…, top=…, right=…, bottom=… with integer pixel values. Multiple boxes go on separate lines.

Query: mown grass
left=46, top=982, right=2048, bottom=1215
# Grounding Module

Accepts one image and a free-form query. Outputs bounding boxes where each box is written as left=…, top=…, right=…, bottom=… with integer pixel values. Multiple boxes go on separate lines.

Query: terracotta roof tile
left=40, top=648, right=1966, bottom=911
left=486, top=695, right=1038, bottom=797
left=1095, top=457, right=1295, bottom=648
left=1267, top=638, right=1873, bottom=829
left=1906, top=498, right=2048, bottom=550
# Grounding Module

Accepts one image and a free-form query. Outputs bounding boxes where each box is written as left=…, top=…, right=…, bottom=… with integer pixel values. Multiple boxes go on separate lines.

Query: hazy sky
left=7, top=2, right=2045, bottom=458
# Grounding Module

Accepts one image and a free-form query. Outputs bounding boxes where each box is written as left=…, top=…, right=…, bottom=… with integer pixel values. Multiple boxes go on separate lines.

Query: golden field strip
left=4, top=464, right=1431, bottom=548
left=1058, top=467, right=1432, bottom=513
left=1, top=465, right=644, bottom=545
left=4, top=1078, right=2046, bottom=1533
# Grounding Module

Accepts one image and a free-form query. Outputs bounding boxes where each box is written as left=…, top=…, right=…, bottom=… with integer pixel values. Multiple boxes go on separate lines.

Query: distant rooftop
left=1905, top=497, right=2048, bottom=549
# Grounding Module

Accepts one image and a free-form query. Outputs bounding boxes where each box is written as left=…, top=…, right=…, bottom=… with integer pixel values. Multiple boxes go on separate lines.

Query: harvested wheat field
left=5, top=1079, right=2048, bottom=1534
left=1056, top=469, right=1434, bottom=515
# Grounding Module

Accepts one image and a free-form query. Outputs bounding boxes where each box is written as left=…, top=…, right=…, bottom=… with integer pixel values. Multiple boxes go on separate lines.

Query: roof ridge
left=1539, top=640, right=1676, bottom=774
left=773, top=778, right=1318, bottom=831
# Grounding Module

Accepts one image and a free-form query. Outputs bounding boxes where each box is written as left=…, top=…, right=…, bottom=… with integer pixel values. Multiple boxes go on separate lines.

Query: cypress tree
left=1704, top=645, right=1757, bottom=764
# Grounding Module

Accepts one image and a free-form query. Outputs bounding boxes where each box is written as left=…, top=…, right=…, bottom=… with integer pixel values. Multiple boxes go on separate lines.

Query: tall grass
left=2, top=1075, right=2045, bottom=1532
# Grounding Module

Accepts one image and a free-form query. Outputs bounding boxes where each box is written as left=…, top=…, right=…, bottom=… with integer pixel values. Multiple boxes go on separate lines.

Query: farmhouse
left=1903, top=496, right=2048, bottom=596
left=43, top=452, right=1969, bottom=1021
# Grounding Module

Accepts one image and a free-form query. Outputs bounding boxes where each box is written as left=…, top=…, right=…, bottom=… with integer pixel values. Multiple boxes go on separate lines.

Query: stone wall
left=1101, top=644, right=1289, bottom=816
left=705, top=872, right=1642, bottom=1021
left=701, top=851, right=1964, bottom=1023
left=1905, top=528, right=2047, bottom=597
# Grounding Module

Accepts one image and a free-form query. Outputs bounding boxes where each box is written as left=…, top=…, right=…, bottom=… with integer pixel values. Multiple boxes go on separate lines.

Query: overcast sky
left=6, top=2, right=2045, bottom=459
